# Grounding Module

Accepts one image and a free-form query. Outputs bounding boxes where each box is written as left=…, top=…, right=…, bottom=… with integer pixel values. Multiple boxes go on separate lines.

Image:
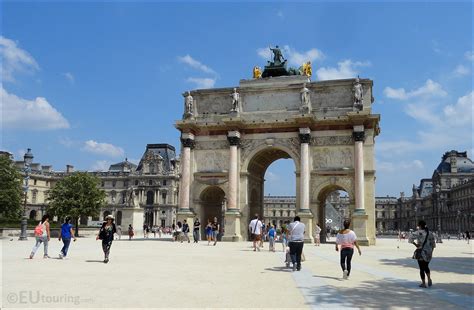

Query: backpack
left=34, top=222, right=43, bottom=236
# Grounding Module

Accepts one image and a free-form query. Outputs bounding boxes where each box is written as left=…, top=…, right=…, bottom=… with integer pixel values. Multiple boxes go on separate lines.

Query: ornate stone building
left=395, top=151, right=474, bottom=234
left=12, top=144, right=179, bottom=229
left=263, top=196, right=297, bottom=227
left=374, top=196, right=398, bottom=233
left=175, top=72, right=380, bottom=244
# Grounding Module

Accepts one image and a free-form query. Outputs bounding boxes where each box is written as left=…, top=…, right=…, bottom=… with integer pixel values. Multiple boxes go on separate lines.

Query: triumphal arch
left=175, top=48, right=380, bottom=245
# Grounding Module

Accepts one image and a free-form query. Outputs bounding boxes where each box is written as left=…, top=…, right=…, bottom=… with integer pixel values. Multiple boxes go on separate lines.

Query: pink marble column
left=178, top=133, right=194, bottom=211
left=227, top=131, right=241, bottom=210
left=353, top=126, right=365, bottom=212
left=299, top=128, right=311, bottom=212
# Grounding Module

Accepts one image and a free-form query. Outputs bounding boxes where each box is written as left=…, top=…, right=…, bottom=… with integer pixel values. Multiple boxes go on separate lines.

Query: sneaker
left=29, top=254, right=33, bottom=259
left=292, top=264, right=296, bottom=272
left=104, top=258, right=109, bottom=264
left=428, top=279, right=432, bottom=287
left=419, top=283, right=427, bottom=288
left=43, top=255, right=50, bottom=259
left=59, top=253, right=63, bottom=259
left=343, top=270, right=348, bottom=279
left=297, top=265, right=301, bottom=271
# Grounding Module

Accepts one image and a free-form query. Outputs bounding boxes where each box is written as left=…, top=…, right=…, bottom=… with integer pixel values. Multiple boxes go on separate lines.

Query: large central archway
left=199, top=186, right=225, bottom=240
left=244, top=146, right=297, bottom=240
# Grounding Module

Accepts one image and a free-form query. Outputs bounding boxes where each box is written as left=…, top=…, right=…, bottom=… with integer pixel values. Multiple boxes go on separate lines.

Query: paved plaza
left=1, top=237, right=473, bottom=309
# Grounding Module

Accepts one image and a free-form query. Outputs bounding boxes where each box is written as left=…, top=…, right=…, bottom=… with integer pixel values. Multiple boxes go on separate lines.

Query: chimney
left=66, top=165, right=74, bottom=173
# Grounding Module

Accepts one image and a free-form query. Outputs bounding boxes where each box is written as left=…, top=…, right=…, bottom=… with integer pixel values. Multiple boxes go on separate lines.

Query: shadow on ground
left=305, top=279, right=465, bottom=309
left=380, top=256, right=474, bottom=275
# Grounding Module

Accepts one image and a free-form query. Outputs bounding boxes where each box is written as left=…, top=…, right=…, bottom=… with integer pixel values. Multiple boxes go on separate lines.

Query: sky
left=1, top=1, right=472, bottom=198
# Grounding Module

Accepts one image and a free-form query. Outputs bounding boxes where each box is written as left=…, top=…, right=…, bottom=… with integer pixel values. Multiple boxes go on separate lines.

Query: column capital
left=227, top=131, right=241, bottom=146
left=298, top=127, right=311, bottom=144
left=181, top=133, right=195, bottom=149
left=352, top=131, right=365, bottom=142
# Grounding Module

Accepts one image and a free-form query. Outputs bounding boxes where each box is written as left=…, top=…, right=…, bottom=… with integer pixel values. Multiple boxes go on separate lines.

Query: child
left=268, top=225, right=276, bottom=252
left=284, top=246, right=291, bottom=267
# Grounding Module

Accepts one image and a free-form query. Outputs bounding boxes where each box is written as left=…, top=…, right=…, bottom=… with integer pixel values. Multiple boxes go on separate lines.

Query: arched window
left=116, top=211, right=122, bottom=225
left=149, top=164, right=155, bottom=174
left=146, top=191, right=154, bottom=205
left=29, top=210, right=37, bottom=220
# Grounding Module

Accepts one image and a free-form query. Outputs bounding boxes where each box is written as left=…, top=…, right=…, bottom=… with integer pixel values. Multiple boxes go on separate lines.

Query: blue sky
left=1, top=2, right=472, bottom=197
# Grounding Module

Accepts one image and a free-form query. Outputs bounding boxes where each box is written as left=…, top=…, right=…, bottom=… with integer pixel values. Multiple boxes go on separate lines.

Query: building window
left=33, top=179, right=37, bottom=185
left=146, top=191, right=154, bottom=205
left=32, top=190, right=37, bottom=204
left=149, top=180, right=153, bottom=186
left=112, top=181, right=116, bottom=187
left=101, top=182, right=105, bottom=187
left=163, top=180, right=167, bottom=186
left=135, top=180, right=139, bottom=186
left=124, top=180, right=129, bottom=187
left=111, top=191, right=116, bottom=203
left=149, top=164, right=155, bottom=174
left=162, top=192, right=167, bottom=204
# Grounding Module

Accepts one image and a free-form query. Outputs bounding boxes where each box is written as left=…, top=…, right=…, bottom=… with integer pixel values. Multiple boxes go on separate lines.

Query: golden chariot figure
left=253, top=66, right=262, bottom=79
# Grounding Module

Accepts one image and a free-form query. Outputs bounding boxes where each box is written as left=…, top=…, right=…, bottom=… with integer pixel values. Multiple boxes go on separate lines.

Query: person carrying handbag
left=409, top=220, right=436, bottom=288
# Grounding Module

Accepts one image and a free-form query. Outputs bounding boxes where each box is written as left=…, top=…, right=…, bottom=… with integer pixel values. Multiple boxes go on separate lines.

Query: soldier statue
left=184, top=91, right=194, bottom=116
left=230, top=88, right=240, bottom=112
left=270, top=45, right=285, bottom=65
left=353, top=76, right=363, bottom=110
left=300, top=83, right=311, bottom=114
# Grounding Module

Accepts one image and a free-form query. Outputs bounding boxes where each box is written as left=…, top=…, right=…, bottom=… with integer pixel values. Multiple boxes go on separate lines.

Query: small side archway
left=199, top=186, right=226, bottom=240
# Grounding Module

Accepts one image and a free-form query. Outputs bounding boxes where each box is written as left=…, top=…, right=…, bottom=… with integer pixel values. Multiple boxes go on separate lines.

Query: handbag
left=412, top=230, right=428, bottom=260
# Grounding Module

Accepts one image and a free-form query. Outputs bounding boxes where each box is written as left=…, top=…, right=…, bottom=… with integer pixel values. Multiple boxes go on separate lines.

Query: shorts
left=252, top=234, right=261, bottom=241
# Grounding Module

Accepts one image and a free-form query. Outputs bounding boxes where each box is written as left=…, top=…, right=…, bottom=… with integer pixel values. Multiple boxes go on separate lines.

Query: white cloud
left=0, top=36, right=39, bottom=82
left=316, top=59, right=370, bottom=80
left=452, top=64, right=470, bottom=77
left=378, top=91, right=473, bottom=157
left=465, top=51, right=474, bottom=62
left=178, top=55, right=216, bottom=75
left=90, top=160, right=111, bottom=172
left=265, top=171, right=280, bottom=182
left=257, top=45, right=325, bottom=66
left=276, top=10, right=284, bottom=19
left=376, top=159, right=424, bottom=173
left=82, top=140, right=124, bottom=158
left=383, top=79, right=447, bottom=100
left=186, top=77, right=216, bottom=89
left=443, top=91, right=473, bottom=126
left=63, top=72, right=75, bottom=84
left=1, top=85, right=70, bottom=130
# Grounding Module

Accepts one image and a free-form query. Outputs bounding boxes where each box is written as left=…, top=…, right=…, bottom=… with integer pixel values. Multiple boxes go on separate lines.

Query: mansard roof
left=435, top=150, right=474, bottom=174
left=109, top=159, right=137, bottom=172
left=136, top=144, right=177, bottom=172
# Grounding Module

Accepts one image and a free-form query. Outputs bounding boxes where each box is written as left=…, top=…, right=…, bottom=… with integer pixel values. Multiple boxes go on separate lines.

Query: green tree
left=0, top=155, right=23, bottom=219
left=46, top=172, right=106, bottom=236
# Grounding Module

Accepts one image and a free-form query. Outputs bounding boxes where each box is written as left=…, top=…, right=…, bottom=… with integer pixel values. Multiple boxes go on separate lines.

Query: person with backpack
left=248, top=214, right=263, bottom=252
left=96, top=215, right=117, bottom=263
left=409, top=220, right=436, bottom=288
left=58, top=217, right=76, bottom=259
left=30, top=214, right=51, bottom=259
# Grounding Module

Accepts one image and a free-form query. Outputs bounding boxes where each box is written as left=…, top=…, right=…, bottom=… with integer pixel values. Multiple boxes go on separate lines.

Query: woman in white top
left=30, top=214, right=51, bottom=259
left=335, top=219, right=361, bottom=279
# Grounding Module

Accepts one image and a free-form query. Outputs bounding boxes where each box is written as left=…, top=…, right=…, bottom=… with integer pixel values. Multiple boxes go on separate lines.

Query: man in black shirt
left=182, top=220, right=190, bottom=243
left=193, top=218, right=201, bottom=243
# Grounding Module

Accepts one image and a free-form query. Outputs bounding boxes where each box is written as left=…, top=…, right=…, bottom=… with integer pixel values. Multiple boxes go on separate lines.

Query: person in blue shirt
left=58, top=217, right=76, bottom=259
left=268, top=225, right=276, bottom=252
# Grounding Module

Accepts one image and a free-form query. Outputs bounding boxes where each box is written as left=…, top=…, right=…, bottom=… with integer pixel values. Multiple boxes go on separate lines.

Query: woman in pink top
left=335, top=219, right=361, bottom=279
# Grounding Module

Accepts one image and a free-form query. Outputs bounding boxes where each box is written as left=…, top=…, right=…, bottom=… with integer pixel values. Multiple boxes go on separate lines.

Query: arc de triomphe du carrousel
left=175, top=47, right=380, bottom=245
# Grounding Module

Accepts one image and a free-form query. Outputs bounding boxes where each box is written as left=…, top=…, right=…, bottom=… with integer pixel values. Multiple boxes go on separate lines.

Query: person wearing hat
left=96, top=215, right=117, bottom=263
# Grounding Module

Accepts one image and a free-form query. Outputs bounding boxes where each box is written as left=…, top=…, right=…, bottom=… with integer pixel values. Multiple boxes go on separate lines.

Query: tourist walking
left=183, top=220, right=191, bottom=243
left=30, top=214, right=51, bottom=259
left=193, top=218, right=201, bottom=243
left=335, top=219, right=361, bottom=279
left=268, top=225, right=276, bottom=252
left=465, top=231, right=470, bottom=244
left=212, top=217, right=219, bottom=246
left=314, top=223, right=321, bottom=246
left=409, top=220, right=436, bottom=288
left=58, top=217, right=76, bottom=259
left=96, top=215, right=117, bottom=263
left=288, top=216, right=305, bottom=271
left=175, top=221, right=184, bottom=242
left=206, top=219, right=213, bottom=245
left=128, top=224, right=134, bottom=240
left=249, top=214, right=263, bottom=251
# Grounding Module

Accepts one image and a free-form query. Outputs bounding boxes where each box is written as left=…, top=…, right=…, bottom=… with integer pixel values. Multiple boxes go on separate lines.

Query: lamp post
left=19, top=148, right=34, bottom=240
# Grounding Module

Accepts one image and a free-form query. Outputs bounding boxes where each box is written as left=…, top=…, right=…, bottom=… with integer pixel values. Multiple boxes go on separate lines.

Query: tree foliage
left=46, top=172, right=106, bottom=230
left=0, top=155, right=23, bottom=219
